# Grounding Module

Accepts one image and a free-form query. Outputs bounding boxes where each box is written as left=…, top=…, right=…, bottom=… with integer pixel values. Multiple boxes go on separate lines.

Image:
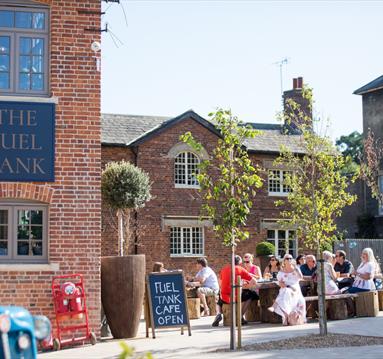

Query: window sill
left=174, top=185, right=200, bottom=189
left=268, top=192, right=289, bottom=197
left=0, top=95, right=58, bottom=104
left=0, top=262, right=59, bottom=272
left=170, top=255, right=205, bottom=258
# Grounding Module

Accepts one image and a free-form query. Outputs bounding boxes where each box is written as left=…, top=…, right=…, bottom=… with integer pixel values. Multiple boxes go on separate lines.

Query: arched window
left=174, top=151, right=200, bottom=188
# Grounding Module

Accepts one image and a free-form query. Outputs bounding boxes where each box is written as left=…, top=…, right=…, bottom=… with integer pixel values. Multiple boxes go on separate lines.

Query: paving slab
left=39, top=313, right=383, bottom=359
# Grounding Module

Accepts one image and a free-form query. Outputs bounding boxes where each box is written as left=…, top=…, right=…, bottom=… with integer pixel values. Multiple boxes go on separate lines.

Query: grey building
left=351, top=75, right=383, bottom=237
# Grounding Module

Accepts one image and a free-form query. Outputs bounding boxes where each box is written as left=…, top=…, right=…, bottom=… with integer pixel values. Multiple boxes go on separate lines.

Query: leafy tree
left=181, top=109, right=263, bottom=349
left=336, top=131, right=362, bottom=175
left=336, top=131, right=363, bottom=163
left=102, top=161, right=152, bottom=256
left=360, top=128, right=383, bottom=204
left=275, top=90, right=357, bottom=336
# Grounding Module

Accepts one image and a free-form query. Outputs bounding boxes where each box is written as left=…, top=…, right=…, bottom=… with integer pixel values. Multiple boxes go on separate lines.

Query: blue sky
left=100, top=0, right=383, bottom=141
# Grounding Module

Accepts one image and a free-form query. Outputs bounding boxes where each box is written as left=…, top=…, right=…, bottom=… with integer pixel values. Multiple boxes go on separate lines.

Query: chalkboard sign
left=146, top=271, right=191, bottom=338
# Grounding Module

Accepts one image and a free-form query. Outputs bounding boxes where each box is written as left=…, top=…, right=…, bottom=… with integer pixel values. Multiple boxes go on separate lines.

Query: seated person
left=212, top=255, right=257, bottom=327
left=296, top=254, right=306, bottom=269
left=263, top=255, right=280, bottom=280
left=300, top=255, right=317, bottom=277
left=323, top=251, right=341, bottom=295
left=152, top=262, right=167, bottom=273
left=243, top=253, right=262, bottom=279
left=334, top=250, right=354, bottom=289
left=299, top=254, right=317, bottom=296
left=189, top=258, right=219, bottom=316
left=347, top=248, right=376, bottom=293
left=268, top=254, right=306, bottom=326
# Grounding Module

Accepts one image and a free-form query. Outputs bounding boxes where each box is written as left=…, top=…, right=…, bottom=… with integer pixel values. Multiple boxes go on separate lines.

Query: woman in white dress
left=322, top=251, right=341, bottom=295
left=348, top=248, right=376, bottom=293
left=268, top=254, right=306, bottom=325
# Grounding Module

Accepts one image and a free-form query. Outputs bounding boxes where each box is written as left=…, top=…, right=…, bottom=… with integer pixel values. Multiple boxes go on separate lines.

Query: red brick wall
left=101, top=118, right=292, bottom=277
left=0, top=0, right=101, bottom=336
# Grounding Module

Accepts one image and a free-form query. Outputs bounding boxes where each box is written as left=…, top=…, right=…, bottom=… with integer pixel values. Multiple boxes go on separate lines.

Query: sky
left=100, top=0, right=383, bottom=142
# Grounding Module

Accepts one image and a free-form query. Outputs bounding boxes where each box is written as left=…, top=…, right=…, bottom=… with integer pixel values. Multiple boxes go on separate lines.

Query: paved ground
left=39, top=313, right=383, bottom=359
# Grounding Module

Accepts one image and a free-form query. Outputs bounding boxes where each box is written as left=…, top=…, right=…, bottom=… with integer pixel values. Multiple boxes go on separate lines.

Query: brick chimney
left=283, top=77, right=312, bottom=134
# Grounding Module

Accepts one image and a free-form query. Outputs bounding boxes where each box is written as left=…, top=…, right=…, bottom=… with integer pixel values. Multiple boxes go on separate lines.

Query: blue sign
left=0, top=101, right=55, bottom=182
left=148, top=272, right=188, bottom=328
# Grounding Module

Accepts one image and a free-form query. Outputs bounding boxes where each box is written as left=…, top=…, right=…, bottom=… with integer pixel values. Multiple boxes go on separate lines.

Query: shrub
left=102, top=161, right=151, bottom=210
left=255, top=241, right=275, bottom=256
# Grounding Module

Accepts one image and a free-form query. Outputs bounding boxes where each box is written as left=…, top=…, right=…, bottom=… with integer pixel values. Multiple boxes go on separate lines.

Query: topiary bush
left=255, top=241, right=275, bottom=256
left=102, top=160, right=152, bottom=255
left=102, top=160, right=152, bottom=210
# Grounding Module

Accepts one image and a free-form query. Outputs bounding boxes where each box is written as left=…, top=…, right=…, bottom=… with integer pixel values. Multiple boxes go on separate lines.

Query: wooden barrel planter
left=101, top=255, right=146, bottom=339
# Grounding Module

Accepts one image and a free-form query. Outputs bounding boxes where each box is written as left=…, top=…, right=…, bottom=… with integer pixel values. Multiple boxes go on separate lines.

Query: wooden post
left=236, top=276, right=242, bottom=349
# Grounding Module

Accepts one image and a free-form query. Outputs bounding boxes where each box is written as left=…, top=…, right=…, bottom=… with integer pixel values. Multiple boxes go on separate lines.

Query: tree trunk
left=316, top=249, right=327, bottom=336
left=117, top=209, right=124, bottom=256
left=230, top=243, right=236, bottom=350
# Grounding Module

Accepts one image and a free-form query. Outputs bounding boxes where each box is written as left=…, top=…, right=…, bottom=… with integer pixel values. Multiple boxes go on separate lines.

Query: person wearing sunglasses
left=243, top=253, right=262, bottom=279
left=263, top=255, right=281, bottom=280
left=268, top=254, right=306, bottom=326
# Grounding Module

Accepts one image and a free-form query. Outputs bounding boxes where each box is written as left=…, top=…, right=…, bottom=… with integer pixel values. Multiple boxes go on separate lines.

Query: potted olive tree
left=101, top=161, right=151, bottom=339
left=255, top=241, right=276, bottom=273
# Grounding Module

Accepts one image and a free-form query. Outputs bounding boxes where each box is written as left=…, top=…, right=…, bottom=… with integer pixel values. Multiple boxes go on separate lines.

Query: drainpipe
left=132, top=145, right=139, bottom=255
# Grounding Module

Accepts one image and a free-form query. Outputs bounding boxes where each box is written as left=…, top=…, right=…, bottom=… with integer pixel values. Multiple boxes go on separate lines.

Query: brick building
left=101, top=79, right=308, bottom=274
left=0, top=0, right=101, bottom=334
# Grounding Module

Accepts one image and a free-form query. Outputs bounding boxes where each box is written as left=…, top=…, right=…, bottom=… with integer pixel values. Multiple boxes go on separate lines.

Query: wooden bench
left=355, top=291, right=379, bottom=317
left=187, top=298, right=200, bottom=320
left=377, top=289, right=383, bottom=311
left=244, top=300, right=261, bottom=322
left=305, top=293, right=357, bottom=320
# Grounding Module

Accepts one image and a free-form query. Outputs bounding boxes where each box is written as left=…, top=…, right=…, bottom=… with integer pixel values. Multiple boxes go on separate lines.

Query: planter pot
left=101, top=255, right=145, bottom=339
left=258, top=255, right=272, bottom=273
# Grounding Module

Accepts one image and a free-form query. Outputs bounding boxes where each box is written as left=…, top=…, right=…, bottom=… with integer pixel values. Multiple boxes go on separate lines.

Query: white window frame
left=0, top=4, right=49, bottom=96
left=268, top=169, right=291, bottom=196
left=174, top=151, right=200, bottom=189
left=170, top=226, right=204, bottom=257
left=0, top=202, right=48, bottom=263
left=266, top=229, right=297, bottom=258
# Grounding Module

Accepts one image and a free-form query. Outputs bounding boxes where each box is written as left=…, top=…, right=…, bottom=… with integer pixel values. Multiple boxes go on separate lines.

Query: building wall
left=360, top=89, right=383, bottom=235
left=101, top=117, right=294, bottom=276
left=0, top=0, right=101, bottom=335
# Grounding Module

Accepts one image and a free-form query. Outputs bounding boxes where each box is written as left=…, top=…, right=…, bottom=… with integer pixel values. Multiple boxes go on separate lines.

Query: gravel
left=219, top=334, right=383, bottom=352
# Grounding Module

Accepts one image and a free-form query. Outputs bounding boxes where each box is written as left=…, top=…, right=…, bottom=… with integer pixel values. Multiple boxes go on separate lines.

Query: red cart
left=51, top=274, right=96, bottom=350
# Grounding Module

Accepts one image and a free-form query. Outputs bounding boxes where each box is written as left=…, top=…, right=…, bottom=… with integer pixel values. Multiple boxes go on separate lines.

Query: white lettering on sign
left=157, top=315, right=184, bottom=326
left=154, top=281, right=180, bottom=294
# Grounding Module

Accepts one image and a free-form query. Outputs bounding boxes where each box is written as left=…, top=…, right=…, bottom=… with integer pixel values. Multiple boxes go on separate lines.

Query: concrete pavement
left=39, top=313, right=383, bottom=359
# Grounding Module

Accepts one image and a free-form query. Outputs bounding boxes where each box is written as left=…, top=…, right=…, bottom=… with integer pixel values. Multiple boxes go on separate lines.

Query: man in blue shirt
left=300, top=255, right=317, bottom=277
left=299, top=255, right=317, bottom=296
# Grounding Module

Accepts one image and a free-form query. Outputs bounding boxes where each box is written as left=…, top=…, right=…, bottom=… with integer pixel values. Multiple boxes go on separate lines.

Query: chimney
left=283, top=77, right=312, bottom=134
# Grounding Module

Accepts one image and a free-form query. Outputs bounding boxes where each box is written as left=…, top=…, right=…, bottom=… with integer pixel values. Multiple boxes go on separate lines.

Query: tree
left=102, top=161, right=152, bottom=256
left=275, top=91, right=357, bottom=336
left=181, top=109, right=263, bottom=350
left=336, top=131, right=362, bottom=175
left=336, top=131, right=363, bottom=163
left=360, top=128, right=383, bottom=204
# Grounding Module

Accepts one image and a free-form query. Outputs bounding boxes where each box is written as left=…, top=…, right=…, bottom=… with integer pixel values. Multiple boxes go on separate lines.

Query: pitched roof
left=101, top=113, right=170, bottom=146
left=245, top=124, right=304, bottom=154
left=354, top=75, right=383, bottom=95
left=101, top=110, right=304, bottom=154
